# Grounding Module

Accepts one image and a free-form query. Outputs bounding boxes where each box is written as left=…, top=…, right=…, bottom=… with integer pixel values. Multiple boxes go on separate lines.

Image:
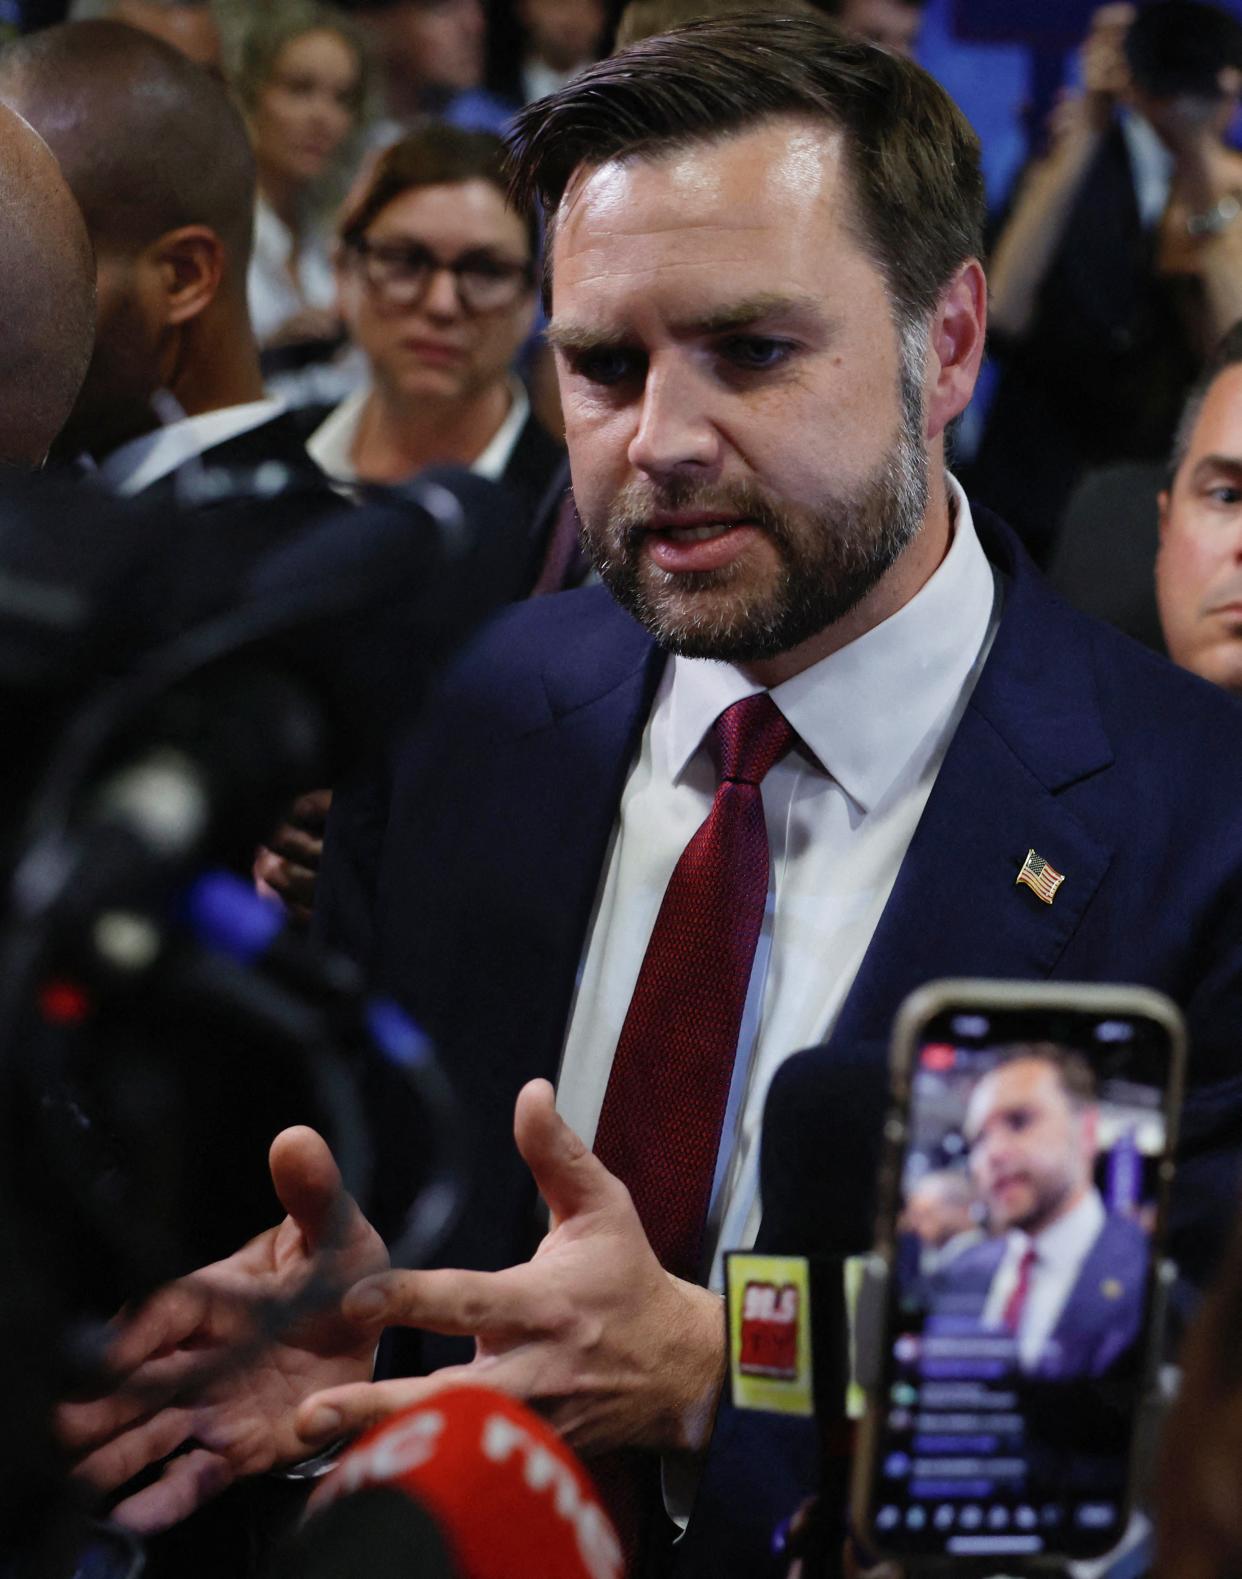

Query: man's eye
left=1207, top=484, right=1242, bottom=506
left=572, top=348, right=642, bottom=386
left=719, top=335, right=795, bottom=370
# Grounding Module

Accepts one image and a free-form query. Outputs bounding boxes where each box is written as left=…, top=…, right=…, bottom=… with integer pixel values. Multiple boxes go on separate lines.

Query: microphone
left=290, top=1385, right=625, bottom=1579
left=5, top=467, right=518, bottom=973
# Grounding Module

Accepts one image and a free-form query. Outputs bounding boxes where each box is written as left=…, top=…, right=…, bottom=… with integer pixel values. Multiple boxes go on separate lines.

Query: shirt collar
left=1027, top=1187, right=1106, bottom=1262
left=98, top=396, right=286, bottom=498
left=305, top=377, right=528, bottom=485
left=473, top=379, right=529, bottom=480
left=663, top=477, right=998, bottom=810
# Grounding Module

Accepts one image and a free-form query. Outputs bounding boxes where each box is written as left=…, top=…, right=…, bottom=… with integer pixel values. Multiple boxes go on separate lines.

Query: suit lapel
left=445, top=593, right=665, bottom=1091
left=834, top=515, right=1116, bottom=1050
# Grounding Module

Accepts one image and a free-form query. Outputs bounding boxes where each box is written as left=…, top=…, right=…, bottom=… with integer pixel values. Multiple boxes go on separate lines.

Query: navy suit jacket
left=318, top=507, right=1242, bottom=1569
left=929, top=1211, right=1148, bottom=1381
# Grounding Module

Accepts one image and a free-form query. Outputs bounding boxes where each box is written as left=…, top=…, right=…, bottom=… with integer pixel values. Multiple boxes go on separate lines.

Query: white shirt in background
left=306, top=377, right=530, bottom=485
left=248, top=196, right=338, bottom=346
left=98, top=397, right=287, bottom=498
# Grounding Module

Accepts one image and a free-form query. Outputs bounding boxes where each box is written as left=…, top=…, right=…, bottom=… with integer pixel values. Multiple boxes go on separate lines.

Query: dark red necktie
left=1002, top=1244, right=1038, bottom=1333
left=593, top=691, right=795, bottom=1281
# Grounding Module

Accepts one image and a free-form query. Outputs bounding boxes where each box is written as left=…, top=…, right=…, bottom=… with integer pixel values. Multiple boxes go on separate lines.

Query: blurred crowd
left=3, top=0, right=1239, bottom=695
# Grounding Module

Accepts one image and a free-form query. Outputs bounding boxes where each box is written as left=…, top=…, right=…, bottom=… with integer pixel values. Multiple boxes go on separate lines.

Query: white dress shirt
left=247, top=196, right=338, bottom=346
left=521, top=58, right=589, bottom=104
left=556, top=477, right=1002, bottom=1291
left=1120, top=112, right=1174, bottom=232
left=982, top=1189, right=1107, bottom=1370
left=306, top=377, right=530, bottom=485
left=97, top=397, right=288, bottom=498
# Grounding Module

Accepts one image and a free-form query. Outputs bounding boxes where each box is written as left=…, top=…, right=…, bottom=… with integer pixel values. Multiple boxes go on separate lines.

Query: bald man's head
left=0, top=105, right=94, bottom=465
left=0, top=21, right=253, bottom=265
left=0, top=22, right=260, bottom=459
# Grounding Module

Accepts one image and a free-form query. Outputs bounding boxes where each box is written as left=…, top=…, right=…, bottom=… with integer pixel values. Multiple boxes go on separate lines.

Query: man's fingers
left=267, top=824, right=322, bottom=869
left=97, top=1282, right=210, bottom=1377
left=57, top=1392, right=153, bottom=1457
left=109, top=1447, right=235, bottom=1535
left=57, top=1344, right=211, bottom=1452
left=340, top=1265, right=547, bottom=1339
left=513, top=1078, right=621, bottom=1229
left=268, top=859, right=318, bottom=909
left=297, top=1365, right=518, bottom=1450
left=291, top=788, right=332, bottom=829
left=73, top=1405, right=198, bottom=1495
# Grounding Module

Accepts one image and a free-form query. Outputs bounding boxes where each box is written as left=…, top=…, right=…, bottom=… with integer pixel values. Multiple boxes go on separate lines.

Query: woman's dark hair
left=506, top=12, right=984, bottom=326
left=1125, top=1, right=1242, bottom=101
left=340, top=124, right=540, bottom=261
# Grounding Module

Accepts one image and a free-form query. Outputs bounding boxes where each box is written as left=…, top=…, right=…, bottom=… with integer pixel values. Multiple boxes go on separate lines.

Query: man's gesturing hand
left=58, top=1126, right=388, bottom=1533
left=295, top=1079, right=727, bottom=1462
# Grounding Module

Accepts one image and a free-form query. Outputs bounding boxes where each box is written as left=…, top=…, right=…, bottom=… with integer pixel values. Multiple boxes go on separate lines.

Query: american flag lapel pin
left=1016, top=849, right=1065, bottom=905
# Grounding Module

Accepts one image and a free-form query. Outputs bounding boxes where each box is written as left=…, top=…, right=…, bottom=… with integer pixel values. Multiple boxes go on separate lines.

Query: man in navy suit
left=930, top=1046, right=1148, bottom=1382
left=61, top=16, right=1242, bottom=1573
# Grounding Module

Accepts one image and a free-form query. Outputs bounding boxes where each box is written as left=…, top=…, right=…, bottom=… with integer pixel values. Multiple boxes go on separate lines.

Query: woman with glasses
left=306, top=124, right=564, bottom=545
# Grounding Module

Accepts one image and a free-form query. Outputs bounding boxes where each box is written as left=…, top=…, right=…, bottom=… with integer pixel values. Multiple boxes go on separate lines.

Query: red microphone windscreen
left=313, top=1386, right=626, bottom=1579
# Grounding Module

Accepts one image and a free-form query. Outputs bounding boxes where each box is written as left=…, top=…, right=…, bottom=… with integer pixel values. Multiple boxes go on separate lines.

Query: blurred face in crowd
left=114, top=0, right=222, bottom=73
left=903, top=1176, right=976, bottom=1250
left=341, top=179, right=536, bottom=410
left=519, top=0, right=607, bottom=71
left=251, top=29, right=362, bottom=191
left=547, top=119, right=936, bottom=668
left=965, top=1058, right=1097, bottom=1238
left=384, top=0, right=486, bottom=94
left=1157, top=365, right=1242, bottom=697
left=836, top=0, right=922, bottom=58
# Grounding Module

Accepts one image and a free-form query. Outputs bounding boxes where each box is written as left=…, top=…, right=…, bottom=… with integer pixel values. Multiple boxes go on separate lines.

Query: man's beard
left=580, top=358, right=930, bottom=663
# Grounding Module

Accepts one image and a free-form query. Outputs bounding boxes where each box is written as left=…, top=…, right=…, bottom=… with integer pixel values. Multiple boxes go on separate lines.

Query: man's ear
left=149, top=225, right=226, bottom=327
left=1157, top=487, right=1171, bottom=543
left=925, top=258, right=987, bottom=444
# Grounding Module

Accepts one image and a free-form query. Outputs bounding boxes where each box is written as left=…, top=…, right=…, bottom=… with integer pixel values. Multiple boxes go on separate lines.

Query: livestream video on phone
left=871, top=1011, right=1172, bottom=1562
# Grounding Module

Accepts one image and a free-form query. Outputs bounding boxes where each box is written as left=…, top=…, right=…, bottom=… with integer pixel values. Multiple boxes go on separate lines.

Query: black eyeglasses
left=348, top=236, right=534, bottom=313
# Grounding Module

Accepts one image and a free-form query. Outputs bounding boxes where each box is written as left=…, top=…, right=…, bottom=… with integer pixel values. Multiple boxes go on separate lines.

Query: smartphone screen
left=861, top=991, right=1179, bottom=1566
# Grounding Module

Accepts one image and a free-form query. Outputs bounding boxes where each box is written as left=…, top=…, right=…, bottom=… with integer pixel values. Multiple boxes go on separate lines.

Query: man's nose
left=626, top=361, right=721, bottom=480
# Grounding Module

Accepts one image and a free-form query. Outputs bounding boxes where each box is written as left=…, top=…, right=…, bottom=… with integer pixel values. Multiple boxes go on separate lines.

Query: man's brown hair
left=506, top=12, right=983, bottom=326
left=986, top=1042, right=1098, bottom=1109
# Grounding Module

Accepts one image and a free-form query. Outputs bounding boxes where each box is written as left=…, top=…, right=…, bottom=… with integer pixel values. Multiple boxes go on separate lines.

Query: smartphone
left=850, top=979, right=1185, bottom=1571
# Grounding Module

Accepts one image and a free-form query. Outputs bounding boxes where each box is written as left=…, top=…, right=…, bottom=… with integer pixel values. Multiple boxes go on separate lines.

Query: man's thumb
left=269, top=1125, right=347, bottom=1248
left=513, top=1079, right=616, bottom=1229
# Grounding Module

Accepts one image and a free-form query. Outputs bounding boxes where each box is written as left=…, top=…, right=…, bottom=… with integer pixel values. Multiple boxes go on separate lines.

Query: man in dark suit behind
left=58, top=17, right=1242, bottom=1576
left=930, top=1045, right=1148, bottom=1382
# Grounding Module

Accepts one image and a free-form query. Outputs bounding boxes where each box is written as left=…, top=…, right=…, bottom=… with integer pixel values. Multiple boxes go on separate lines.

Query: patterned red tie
left=593, top=691, right=796, bottom=1281
left=1002, top=1244, right=1038, bottom=1333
